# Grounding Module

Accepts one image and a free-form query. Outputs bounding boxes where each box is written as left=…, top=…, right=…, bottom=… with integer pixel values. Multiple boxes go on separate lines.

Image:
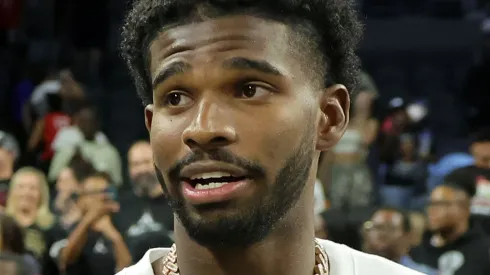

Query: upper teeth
left=195, top=182, right=229, bottom=190
left=190, top=172, right=232, bottom=180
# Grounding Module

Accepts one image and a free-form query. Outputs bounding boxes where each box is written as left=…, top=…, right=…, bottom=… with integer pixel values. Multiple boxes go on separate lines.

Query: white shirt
left=51, top=126, right=108, bottom=152
left=116, top=239, right=424, bottom=275
left=30, top=80, right=61, bottom=116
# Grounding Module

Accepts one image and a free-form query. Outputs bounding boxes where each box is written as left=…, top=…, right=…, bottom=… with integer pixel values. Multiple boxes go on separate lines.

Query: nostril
left=210, top=136, right=228, bottom=145
left=184, top=136, right=230, bottom=149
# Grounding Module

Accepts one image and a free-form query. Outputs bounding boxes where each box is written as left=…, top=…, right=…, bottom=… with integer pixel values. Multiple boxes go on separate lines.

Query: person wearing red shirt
left=27, top=94, right=71, bottom=167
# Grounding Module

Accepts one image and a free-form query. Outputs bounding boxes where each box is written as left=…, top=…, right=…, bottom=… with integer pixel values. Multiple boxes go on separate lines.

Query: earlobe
left=316, top=84, right=350, bottom=151
left=145, top=104, right=154, bottom=132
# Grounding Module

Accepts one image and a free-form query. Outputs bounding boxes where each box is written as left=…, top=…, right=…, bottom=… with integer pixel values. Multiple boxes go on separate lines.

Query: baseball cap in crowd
left=0, top=131, right=20, bottom=161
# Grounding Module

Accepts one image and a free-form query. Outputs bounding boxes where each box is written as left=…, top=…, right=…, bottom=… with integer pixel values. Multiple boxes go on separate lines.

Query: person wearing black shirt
left=410, top=181, right=490, bottom=275
left=56, top=171, right=131, bottom=274
left=115, top=141, right=173, bottom=257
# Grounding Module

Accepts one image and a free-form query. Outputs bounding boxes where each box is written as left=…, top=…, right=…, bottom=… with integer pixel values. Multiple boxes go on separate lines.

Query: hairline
left=141, top=13, right=327, bottom=104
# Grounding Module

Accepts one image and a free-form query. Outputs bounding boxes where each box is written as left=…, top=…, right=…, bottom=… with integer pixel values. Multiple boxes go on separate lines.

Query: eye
left=163, top=92, right=193, bottom=107
left=238, top=83, right=273, bottom=99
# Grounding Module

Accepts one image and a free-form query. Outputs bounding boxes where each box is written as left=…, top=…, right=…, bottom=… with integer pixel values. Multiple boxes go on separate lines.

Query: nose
left=182, top=99, right=237, bottom=150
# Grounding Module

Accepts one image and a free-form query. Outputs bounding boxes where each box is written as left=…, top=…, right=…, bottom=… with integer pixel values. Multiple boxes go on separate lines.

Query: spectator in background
left=361, top=207, right=434, bottom=274
left=53, top=154, right=95, bottom=231
left=442, top=165, right=490, bottom=234
left=470, top=128, right=490, bottom=169
left=0, top=213, right=41, bottom=275
left=0, top=131, right=19, bottom=207
left=28, top=67, right=61, bottom=124
left=6, top=167, right=62, bottom=275
left=58, top=69, right=86, bottom=115
left=411, top=181, right=490, bottom=275
left=56, top=171, right=131, bottom=274
left=51, top=104, right=108, bottom=152
left=116, top=141, right=174, bottom=256
left=27, top=94, right=71, bottom=171
left=380, top=133, right=427, bottom=209
left=317, top=70, right=379, bottom=210
left=49, top=104, right=122, bottom=186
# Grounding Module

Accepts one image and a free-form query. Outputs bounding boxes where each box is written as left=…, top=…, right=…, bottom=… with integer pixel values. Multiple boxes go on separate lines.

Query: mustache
left=167, top=148, right=266, bottom=182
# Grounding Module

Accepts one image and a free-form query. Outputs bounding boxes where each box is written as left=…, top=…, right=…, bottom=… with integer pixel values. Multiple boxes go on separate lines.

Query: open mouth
left=183, top=172, right=247, bottom=190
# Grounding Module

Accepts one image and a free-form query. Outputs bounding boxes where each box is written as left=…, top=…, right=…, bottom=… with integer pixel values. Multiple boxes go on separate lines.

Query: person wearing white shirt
left=116, top=0, right=423, bottom=274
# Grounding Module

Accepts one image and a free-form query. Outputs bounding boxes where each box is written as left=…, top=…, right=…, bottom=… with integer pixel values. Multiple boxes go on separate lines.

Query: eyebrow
left=222, top=57, right=282, bottom=76
left=152, top=57, right=283, bottom=89
left=152, top=61, right=191, bottom=89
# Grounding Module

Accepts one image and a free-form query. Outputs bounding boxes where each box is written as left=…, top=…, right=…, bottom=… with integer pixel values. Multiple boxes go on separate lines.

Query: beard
left=132, top=172, right=160, bottom=197
left=155, top=129, right=315, bottom=248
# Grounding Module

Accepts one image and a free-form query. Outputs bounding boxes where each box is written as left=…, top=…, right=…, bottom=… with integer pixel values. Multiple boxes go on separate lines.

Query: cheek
left=151, top=114, right=186, bottom=176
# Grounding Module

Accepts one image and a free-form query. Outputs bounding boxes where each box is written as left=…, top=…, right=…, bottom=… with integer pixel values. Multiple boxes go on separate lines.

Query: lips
left=179, top=161, right=252, bottom=205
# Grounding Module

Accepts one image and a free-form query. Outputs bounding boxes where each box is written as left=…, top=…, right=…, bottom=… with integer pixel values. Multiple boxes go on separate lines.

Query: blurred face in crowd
left=10, top=172, right=42, bottom=213
left=363, top=209, right=410, bottom=261
left=76, top=108, right=98, bottom=141
left=400, top=135, right=416, bottom=159
left=128, top=141, right=161, bottom=197
left=79, top=176, right=110, bottom=212
left=0, top=148, right=14, bottom=179
left=55, top=168, right=79, bottom=211
left=56, top=168, right=79, bottom=196
left=471, top=141, right=490, bottom=169
left=145, top=16, right=349, bottom=246
left=392, top=109, right=409, bottom=131
left=427, top=185, right=470, bottom=233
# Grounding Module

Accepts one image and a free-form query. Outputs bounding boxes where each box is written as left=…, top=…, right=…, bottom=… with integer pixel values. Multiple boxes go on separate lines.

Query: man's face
left=471, top=141, right=490, bottom=169
left=128, top=142, right=160, bottom=196
left=363, top=210, right=408, bottom=260
left=77, top=109, right=98, bottom=140
left=427, top=186, right=468, bottom=233
left=146, top=15, right=348, bottom=247
left=0, top=148, right=14, bottom=177
left=79, top=176, right=110, bottom=211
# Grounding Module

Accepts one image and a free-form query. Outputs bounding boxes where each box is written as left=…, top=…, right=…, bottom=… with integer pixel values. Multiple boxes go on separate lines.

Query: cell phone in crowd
left=105, top=186, right=118, bottom=201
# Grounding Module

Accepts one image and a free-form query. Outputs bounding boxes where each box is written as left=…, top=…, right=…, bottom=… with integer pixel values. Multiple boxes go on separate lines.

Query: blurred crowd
left=1, top=0, right=490, bottom=275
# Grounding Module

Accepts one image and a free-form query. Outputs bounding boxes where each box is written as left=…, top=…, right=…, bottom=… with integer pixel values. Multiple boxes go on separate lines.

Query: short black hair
left=79, top=171, right=113, bottom=186
left=68, top=152, right=97, bottom=183
left=441, top=165, right=490, bottom=198
left=471, top=128, right=490, bottom=144
left=372, top=206, right=412, bottom=233
left=121, top=0, right=362, bottom=105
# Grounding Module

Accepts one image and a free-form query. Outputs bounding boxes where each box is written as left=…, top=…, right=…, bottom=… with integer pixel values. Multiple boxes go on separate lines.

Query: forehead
left=148, top=15, right=310, bottom=84
left=17, top=173, right=38, bottom=183
left=372, top=210, right=403, bottom=225
left=431, top=186, right=461, bottom=200
left=83, top=177, right=108, bottom=190
left=472, top=141, right=490, bottom=152
left=129, top=143, right=152, bottom=159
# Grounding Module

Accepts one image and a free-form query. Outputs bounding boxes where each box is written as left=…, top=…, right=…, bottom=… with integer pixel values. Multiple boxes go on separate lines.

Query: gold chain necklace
left=162, top=240, right=330, bottom=275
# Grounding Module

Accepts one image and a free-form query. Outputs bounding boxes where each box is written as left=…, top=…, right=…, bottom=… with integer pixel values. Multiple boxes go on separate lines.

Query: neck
left=174, top=187, right=316, bottom=275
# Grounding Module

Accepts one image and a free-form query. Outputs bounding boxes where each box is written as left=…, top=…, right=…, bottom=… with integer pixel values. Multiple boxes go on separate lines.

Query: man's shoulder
left=317, top=239, right=424, bottom=275
left=116, top=247, right=170, bottom=275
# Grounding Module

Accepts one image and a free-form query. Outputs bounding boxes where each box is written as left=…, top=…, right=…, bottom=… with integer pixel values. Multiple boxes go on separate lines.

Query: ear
left=316, top=84, right=350, bottom=151
left=145, top=104, right=154, bottom=133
